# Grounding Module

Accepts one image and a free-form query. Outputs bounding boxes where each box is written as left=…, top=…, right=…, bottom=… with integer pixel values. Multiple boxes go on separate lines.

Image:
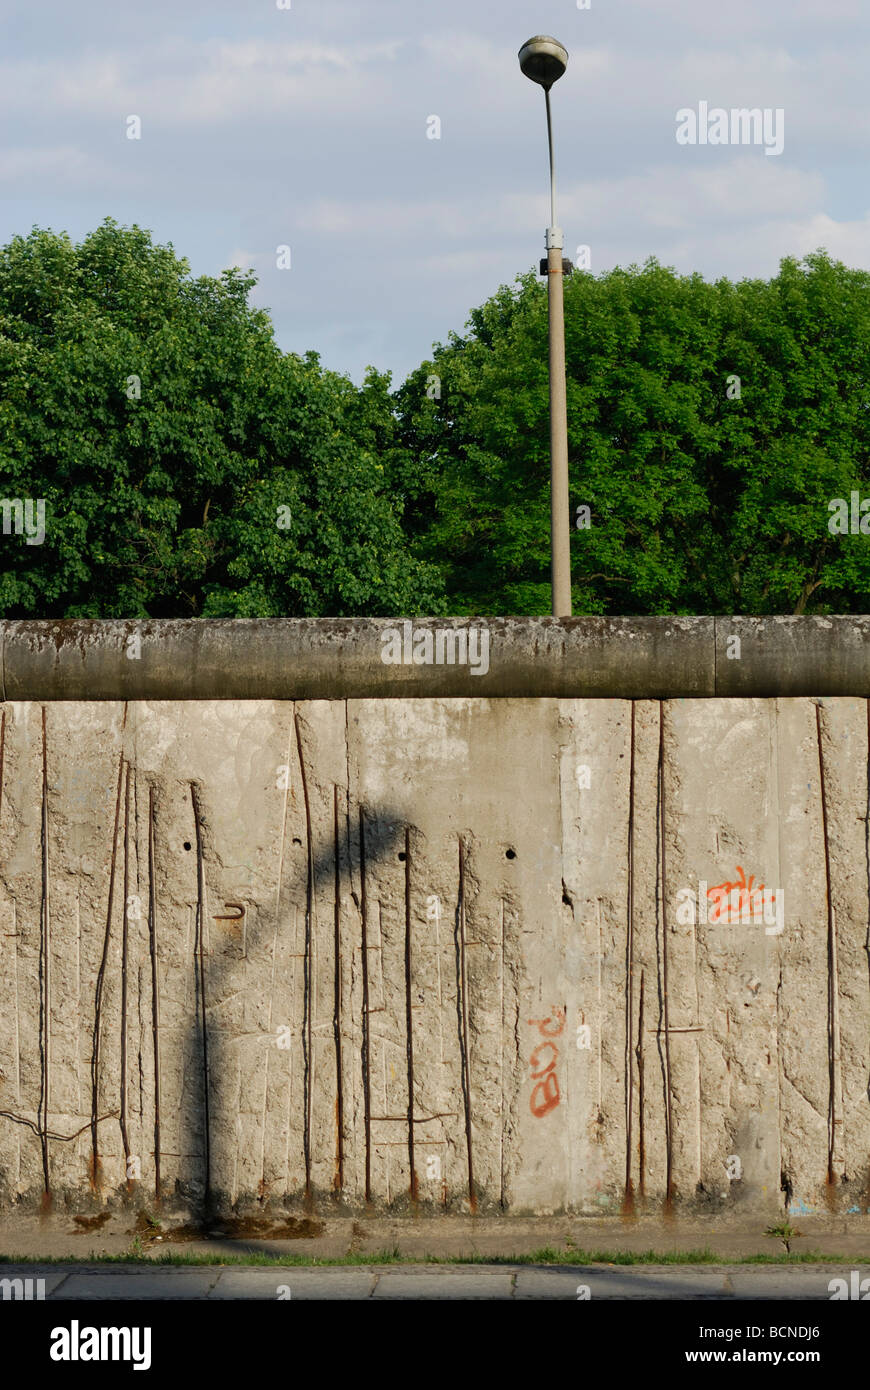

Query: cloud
left=0, top=0, right=867, bottom=387
left=0, top=38, right=405, bottom=125
left=748, top=210, right=870, bottom=271
left=224, top=248, right=258, bottom=272
left=0, top=145, right=136, bottom=192
left=420, top=30, right=612, bottom=81
left=303, top=196, right=471, bottom=240
left=624, top=0, right=866, bottom=39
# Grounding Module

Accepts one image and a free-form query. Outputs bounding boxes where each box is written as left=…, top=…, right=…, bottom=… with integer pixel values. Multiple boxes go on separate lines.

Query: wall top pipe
left=0, top=616, right=869, bottom=701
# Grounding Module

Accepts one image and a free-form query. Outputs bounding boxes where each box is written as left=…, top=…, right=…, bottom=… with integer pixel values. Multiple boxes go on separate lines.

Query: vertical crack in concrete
left=38, top=708, right=51, bottom=1199
left=773, top=699, right=785, bottom=1202
left=147, top=784, right=162, bottom=1204
left=636, top=968, right=646, bottom=1198
left=0, top=707, right=6, bottom=825
left=190, top=782, right=212, bottom=1214
left=293, top=710, right=314, bottom=1199
left=499, top=896, right=506, bottom=1211
left=359, top=805, right=372, bottom=1203
left=815, top=703, right=842, bottom=1187
left=777, top=965, right=789, bottom=1211
left=332, top=784, right=344, bottom=1195
left=403, top=826, right=417, bottom=1200
left=656, top=701, right=674, bottom=1207
left=499, top=897, right=521, bottom=1213
left=264, top=720, right=293, bottom=1197
left=119, top=764, right=131, bottom=1175
left=90, top=751, right=124, bottom=1187
left=135, top=779, right=146, bottom=1166
left=623, top=701, right=637, bottom=1210
left=455, top=835, right=475, bottom=1210
left=343, top=700, right=357, bottom=906
left=865, top=701, right=870, bottom=1114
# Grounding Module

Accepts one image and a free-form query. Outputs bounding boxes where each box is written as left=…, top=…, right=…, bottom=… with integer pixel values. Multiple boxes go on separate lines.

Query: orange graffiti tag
left=528, top=1007, right=565, bottom=1038
left=530, top=1071, right=559, bottom=1117
left=527, top=1008, right=564, bottom=1116
left=529, top=1040, right=559, bottom=1077
left=708, top=865, right=765, bottom=923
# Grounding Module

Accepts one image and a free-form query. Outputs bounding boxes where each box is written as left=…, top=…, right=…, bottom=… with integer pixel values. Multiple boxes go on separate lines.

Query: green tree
left=0, top=219, right=446, bottom=618
left=391, top=252, right=870, bottom=615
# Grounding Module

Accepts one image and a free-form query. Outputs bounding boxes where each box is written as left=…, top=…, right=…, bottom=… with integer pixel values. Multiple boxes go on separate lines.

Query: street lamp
left=518, top=35, right=572, bottom=617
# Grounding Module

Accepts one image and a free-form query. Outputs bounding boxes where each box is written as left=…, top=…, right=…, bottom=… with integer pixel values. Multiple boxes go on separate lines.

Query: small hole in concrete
left=292, top=837, right=302, bottom=845
left=183, top=842, right=192, bottom=851
left=505, top=848, right=516, bottom=860
left=398, top=852, right=407, bottom=861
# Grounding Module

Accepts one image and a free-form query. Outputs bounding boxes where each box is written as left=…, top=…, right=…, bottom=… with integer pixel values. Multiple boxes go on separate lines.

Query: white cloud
left=224, top=248, right=258, bottom=272
left=420, top=30, right=611, bottom=81
left=625, top=0, right=866, bottom=38
left=0, top=0, right=867, bottom=388
left=0, top=38, right=405, bottom=124
left=747, top=210, right=870, bottom=271
left=0, top=145, right=135, bottom=191
left=303, top=196, right=471, bottom=240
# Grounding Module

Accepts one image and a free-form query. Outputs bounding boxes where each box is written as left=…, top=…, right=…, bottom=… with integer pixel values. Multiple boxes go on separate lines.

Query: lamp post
left=518, top=35, right=572, bottom=617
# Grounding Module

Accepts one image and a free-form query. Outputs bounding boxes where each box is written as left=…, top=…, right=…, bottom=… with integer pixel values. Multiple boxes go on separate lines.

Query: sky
left=1, top=0, right=867, bottom=388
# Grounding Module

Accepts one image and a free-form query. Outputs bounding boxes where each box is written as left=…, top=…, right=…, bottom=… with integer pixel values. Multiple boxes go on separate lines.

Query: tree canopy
left=0, top=219, right=446, bottom=617
left=1, top=219, right=868, bottom=618
left=389, top=252, right=870, bottom=615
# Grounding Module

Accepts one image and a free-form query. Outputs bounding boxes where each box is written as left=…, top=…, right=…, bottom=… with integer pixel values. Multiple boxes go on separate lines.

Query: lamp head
left=518, top=35, right=568, bottom=90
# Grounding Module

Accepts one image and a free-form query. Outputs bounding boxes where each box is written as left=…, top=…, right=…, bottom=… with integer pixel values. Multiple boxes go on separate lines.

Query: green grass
left=441, top=1247, right=866, bottom=1267
left=0, top=1245, right=867, bottom=1268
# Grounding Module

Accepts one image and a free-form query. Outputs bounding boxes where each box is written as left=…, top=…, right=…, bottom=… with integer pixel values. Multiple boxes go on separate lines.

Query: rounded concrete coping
left=1, top=616, right=869, bottom=700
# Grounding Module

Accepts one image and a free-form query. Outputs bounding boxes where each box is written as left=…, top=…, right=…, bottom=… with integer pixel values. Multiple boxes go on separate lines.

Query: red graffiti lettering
left=529, top=1040, right=558, bottom=1077
left=530, top=1070, right=560, bottom=1117
left=528, top=1007, right=565, bottom=1038
left=527, top=1006, right=564, bottom=1115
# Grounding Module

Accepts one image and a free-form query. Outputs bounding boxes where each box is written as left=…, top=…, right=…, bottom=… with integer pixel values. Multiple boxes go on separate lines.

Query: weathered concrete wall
left=4, top=615, right=870, bottom=699
left=0, top=692, right=867, bottom=1221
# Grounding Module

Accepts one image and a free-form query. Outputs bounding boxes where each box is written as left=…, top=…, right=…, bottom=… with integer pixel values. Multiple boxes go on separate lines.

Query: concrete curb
left=0, top=616, right=868, bottom=699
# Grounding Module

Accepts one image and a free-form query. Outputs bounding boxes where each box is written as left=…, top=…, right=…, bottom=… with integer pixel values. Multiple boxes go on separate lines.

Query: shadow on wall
left=178, top=787, right=408, bottom=1224
left=0, top=705, right=491, bottom=1222
left=92, top=739, right=482, bottom=1219
left=3, top=697, right=870, bottom=1222
left=97, top=775, right=412, bottom=1223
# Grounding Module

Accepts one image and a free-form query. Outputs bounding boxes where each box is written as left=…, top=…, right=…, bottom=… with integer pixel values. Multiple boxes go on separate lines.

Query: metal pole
left=544, top=88, right=572, bottom=617
left=545, top=87, right=557, bottom=229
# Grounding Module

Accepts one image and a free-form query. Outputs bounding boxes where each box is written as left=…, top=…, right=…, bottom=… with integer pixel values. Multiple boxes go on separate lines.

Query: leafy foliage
left=2, top=222, right=868, bottom=618
left=390, top=253, right=870, bottom=615
left=0, top=219, right=446, bottom=618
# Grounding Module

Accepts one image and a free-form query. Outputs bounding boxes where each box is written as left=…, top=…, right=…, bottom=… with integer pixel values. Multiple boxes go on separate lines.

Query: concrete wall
left=0, top=685, right=868, bottom=1220
left=4, top=615, right=870, bottom=699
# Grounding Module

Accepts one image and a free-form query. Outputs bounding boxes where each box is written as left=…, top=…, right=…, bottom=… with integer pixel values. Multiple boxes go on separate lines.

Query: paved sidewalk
left=0, top=1263, right=864, bottom=1300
